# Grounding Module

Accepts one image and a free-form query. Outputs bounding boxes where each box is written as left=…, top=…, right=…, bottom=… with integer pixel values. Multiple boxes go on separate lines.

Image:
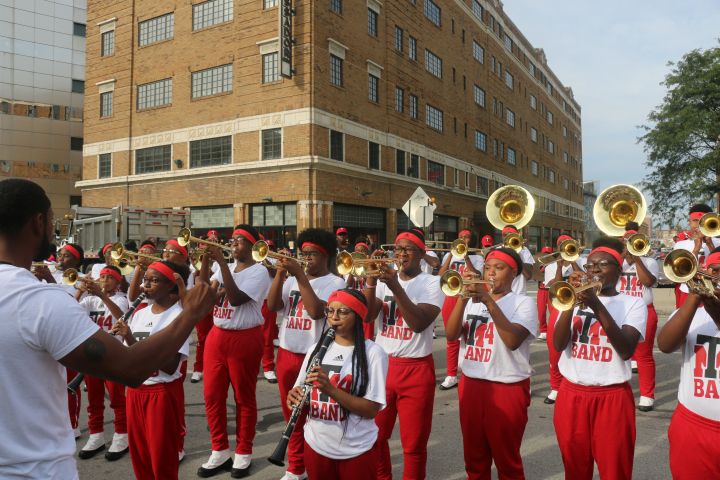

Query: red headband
left=486, top=250, right=519, bottom=272
left=589, top=247, right=623, bottom=266
left=207, top=229, right=219, bottom=238
left=459, top=230, right=471, bottom=238
left=705, top=252, right=720, bottom=268
left=395, top=232, right=426, bottom=251
left=624, top=230, right=638, bottom=237
left=99, top=267, right=123, bottom=282
left=148, top=262, right=177, bottom=283
left=502, top=226, right=518, bottom=235
left=355, top=242, right=370, bottom=251
left=233, top=229, right=257, bottom=245
left=165, top=239, right=188, bottom=259
left=690, top=212, right=705, bottom=220
left=556, top=234, right=572, bottom=246
left=327, top=291, right=368, bottom=320
left=62, top=244, right=81, bottom=259
left=101, top=243, right=113, bottom=255
left=301, top=242, right=328, bottom=256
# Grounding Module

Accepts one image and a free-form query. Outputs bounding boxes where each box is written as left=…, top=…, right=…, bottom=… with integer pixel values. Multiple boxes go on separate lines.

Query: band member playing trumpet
left=287, top=289, right=388, bottom=480
left=266, top=228, right=344, bottom=480
left=260, top=238, right=280, bottom=384
left=438, top=229, right=483, bottom=391
left=344, top=241, right=376, bottom=340
left=197, top=225, right=272, bottom=478
left=445, top=248, right=537, bottom=480
left=657, top=247, right=720, bottom=479
left=362, top=229, right=443, bottom=480
left=552, top=237, right=647, bottom=480
left=502, top=226, right=535, bottom=296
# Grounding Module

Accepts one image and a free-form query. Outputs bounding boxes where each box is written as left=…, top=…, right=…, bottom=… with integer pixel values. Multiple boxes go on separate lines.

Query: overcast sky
left=501, top=0, right=720, bottom=195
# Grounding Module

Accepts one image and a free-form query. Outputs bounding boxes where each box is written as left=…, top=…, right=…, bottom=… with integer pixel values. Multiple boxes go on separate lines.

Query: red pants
left=537, top=287, right=549, bottom=334
left=553, top=380, right=635, bottom=480
left=546, top=306, right=563, bottom=391
left=304, top=441, right=379, bottom=480
left=203, top=326, right=263, bottom=454
left=85, top=374, right=127, bottom=434
left=276, top=347, right=308, bottom=475
left=262, top=301, right=278, bottom=372
left=178, top=360, right=187, bottom=453
left=459, top=376, right=530, bottom=480
left=675, top=286, right=688, bottom=309
left=376, top=355, right=435, bottom=480
left=192, top=313, right=214, bottom=373
left=441, top=295, right=460, bottom=377
left=632, top=304, right=657, bottom=398
left=668, top=403, right=720, bottom=479
left=127, top=379, right=184, bottom=480
left=67, top=369, right=81, bottom=429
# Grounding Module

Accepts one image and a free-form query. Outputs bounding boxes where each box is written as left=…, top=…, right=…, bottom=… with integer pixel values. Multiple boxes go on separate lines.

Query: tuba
left=486, top=185, right=535, bottom=231
left=699, top=213, right=720, bottom=238
left=593, top=184, right=646, bottom=237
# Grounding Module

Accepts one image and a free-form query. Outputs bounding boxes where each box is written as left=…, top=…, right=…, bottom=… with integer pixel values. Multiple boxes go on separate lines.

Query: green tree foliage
left=639, top=44, right=720, bottom=225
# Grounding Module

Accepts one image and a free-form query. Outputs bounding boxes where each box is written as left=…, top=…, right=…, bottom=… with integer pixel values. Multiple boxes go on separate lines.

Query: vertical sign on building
left=279, top=0, right=293, bottom=78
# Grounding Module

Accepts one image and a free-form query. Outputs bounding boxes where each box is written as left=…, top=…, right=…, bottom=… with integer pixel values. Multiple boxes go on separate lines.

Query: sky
left=501, top=0, right=720, bottom=196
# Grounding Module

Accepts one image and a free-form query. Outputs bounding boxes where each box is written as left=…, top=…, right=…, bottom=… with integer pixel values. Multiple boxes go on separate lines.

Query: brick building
left=79, top=0, right=584, bottom=251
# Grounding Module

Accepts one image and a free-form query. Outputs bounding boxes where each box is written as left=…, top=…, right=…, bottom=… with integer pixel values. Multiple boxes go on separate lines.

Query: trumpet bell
left=699, top=213, right=720, bottom=238
left=440, top=271, right=464, bottom=296
left=336, top=251, right=354, bottom=276
left=350, top=252, right=367, bottom=277
left=549, top=281, right=576, bottom=311
left=626, top=233, right=650, bottom=257
left=503, top=233, right=523, bottom=252
left=62, top=268, right=80, bottom=285
left=663, top=250, right=698, bottom=284
left=177, top=228, right=192, bottom=247
left=486, top=185, right=535, bottom=230
left=593, top=184, right=647, bottom=237
left=109, top=242, right=124, bottom=260
left=252, top=240, right=270, bottom=263
left=450, top=239, right=467, bottom=257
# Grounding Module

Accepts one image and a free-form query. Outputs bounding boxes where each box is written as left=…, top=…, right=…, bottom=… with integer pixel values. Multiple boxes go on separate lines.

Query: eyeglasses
left=584, top=260, right=618, bottom=270
left=325, top=307, right=354, bottom=317
left=394, top=247, right=419, bottom=255
left=163, top=249, right=181, bottom=255
left=299, top=251, right=321, bottom=259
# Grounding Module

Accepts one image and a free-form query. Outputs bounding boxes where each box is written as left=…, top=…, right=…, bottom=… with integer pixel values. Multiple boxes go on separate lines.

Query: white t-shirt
left=673, top=238, right=720, bottom=293
left=673, top=307, right=720, bottom=420
left=374, top=272, right=444, bottom=358
left=441, top=253, right=484, bottom=276
left=80, top=293, right=129, bottom=334
left=510, top=247, right=535, bottom=295
left=187, top=261, right=221, bottom=289
left=459, top=293, right=537, bottom=382
left=296, top=339, right=388, bottom=459
left=277, top=274, right=346, bottom=354
left=558, top=294, right=647, bottom=386
left=0, top=265, right=99, bottom=479
left=210, top=263, right=272, bottom=330
left=617, top=258, right=659, bottom=306
left=420, top=251, right=438, bottom=275
left=542, top=258, right=587, bottom=286
left=90, top=262, right=107, bottom=279
left=127, top=302, right=188, bottom=385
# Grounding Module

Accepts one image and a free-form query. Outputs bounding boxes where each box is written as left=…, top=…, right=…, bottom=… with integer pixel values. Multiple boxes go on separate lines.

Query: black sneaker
left=78, top=445, right=105, bottom=460
left=231, top=463, right=251, bottom=479
left=197, top=458, right=233, bottom=478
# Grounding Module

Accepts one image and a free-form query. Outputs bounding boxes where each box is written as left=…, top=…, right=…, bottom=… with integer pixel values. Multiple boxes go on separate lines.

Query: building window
left=506, top=108, right=515, bottom=127
left=70, top=137, right=83, bottom=151
left=395, top=26, right=403, bottom=51
left=531, top=160, right=538, bottom=176
left=396, top=149, right=406, bottom=175
left=507, top=147, right=516, bottom=165
left=548, top=169, right=555, bottom=183
left=192, top=0, right=233, bottom=31
left=330, top=0, right=342, bottom=14
left=530, top=95, right=537, bottom=110
left=473, top=85, right=485, bottom=107
left=505, top=71, right=513, bottom=89
left=135, top=145, right=171, bottom=174
left=137, top=78, right=172, bottom=110
left=263, top=0, right=278, bottom=8
left=563, top=125, right=568, bottom=137
left=139, top=13, right=174, bottom=47
left=564, top=177, right=569, bottom=190
left=530, top=127, right=537, bottom=143
left=369, top=141, right=380, bottom=169
left=73, top=22, right=86, bottom=37
left=99, top=92, right=113, bottom=117
left=428, top=160, right=444, bottom=185
left=454, top=169, right=459, bottom=186
left=368, top=8, right=378, bottom=36
left=191, top=64, right=233, bottom=99
left=424, top=49, right=442, bottom=78
left=503, top=33, right=513, bottom=51
left=410, top=94, right=418, bottom=119
left=98, top=153, right=111, bottom=178
left=330, top=130, right=344, bottom=161
left=190, top=136, right=232, bottom=168
left=409, top=36, right=417, bottom=60
left=563, top=151, right=569, bottom=163
left=395, top=87, right=404, bottom=112
left=368, top=74, right=379, bottom=103
left=262, top=52, right=280, bottom=83
left=71, top=79, right=84, bottom=94
left=477, top=176, right=489, bottom=195
left=330, top=54, right=343, bottom=86
left=424, top=0, right=441, bottom=27
left=474, top=130, right=486, bottom=151
left=408, top=154, right=419, bottom=178
left=529, top=62, right=536, bottom=77
left=472, top=0, right=483, bottom=19
left=472, top=40, right=484, bottom=64
left=546, top=110, right=554, bottom=125
left=425, top=104, right=443, bottom=132
left=548, top=140, right=555, bottom=154
left=101, top=30, right=115, bottom=56
left=261, top=128, right=282, bottom=160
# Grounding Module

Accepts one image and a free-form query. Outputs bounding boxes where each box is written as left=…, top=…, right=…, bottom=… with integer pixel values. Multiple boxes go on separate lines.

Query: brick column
left=297, top=200, right=333, bottom=231
left=233, top=203, right=246, bottom=226
left=386, top=208, right=397, bottom=243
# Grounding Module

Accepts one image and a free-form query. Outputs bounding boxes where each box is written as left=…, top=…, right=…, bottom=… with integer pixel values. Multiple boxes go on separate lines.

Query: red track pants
left=276, top=347, right=308, bottom=475
left=85, top=374, right=127, bottom=434
left=459, top=376, right=530, bottom=480
left=632, top=304, right=657, bottom=398
left=553, top=380, right=635, bottom=480
left=127, top=379, right=184, bottom=480
left=441, top=296, right=460, bottom=377
left=261, top=301, right=278, bottom=372
left=67, top=369, right=81, bottom=429
left=545, top=306, right=563, bottom=391
left=375, top=354, right=435, bottom=480
left=203, top=326, right=263, bottom=454
left=537, top=287, right=549, bottom=334
left=192, top=312, right=214, bottom=373
left=668, top=403, right=720, bottom=479
left=304, top=441, right=379, bottom=480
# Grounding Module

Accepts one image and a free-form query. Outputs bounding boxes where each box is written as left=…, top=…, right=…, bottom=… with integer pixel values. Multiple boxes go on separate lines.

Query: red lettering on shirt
left=284, top=290, right=311, bottom=330
left=89, top=310, right=113, bottom=331
left=379, top=295, right=413, bottom=341
left=691, top=334, right=720, bottom=400
left=570, top=310, right=612, bottom=362
left=309, top=365, right=353, bottom=422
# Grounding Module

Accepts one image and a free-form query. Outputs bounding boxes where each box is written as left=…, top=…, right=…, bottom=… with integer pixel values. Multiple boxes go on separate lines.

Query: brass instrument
left=31, top=261, right=58, bottom=268
left=439, top=270, right=494, bottom=297
left=109, top=242, right=161, bottom=262
left=335, top=251, right=400, bottom=277
left=426, top=240, right=452, bottom=247
left=549, top=276, right=603, bottom=311
left=663, top=250, right=719, bottom=298
left=106, top=254, right=136, bottom=276
left=252, top=240, right=308, bottom=269
left=699, top=212, right=720, bottom=237
left=190, top=248, right=233, bottom=270
left=593, top=184, right=647, bottom=237
left=61, top=268, right=102, bottom=288
left=486, top=185, right=535, bottom=230
left=177, top=228, right=234, bottom=253
left=537, top=239, right=582, bottom=266
left=432, top=239, right=484, bottom=257
left=379, top=244, right=396, bottom=251
left=626, top=233, right=650, bottom=257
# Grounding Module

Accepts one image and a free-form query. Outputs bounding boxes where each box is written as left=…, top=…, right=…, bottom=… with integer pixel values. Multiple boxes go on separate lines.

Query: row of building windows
left=0, top=100, right=83, bottom=121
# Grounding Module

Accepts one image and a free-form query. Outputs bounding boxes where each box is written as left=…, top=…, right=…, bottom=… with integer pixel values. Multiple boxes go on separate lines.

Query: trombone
left=177, top=228, right=234, bottom=254
left=663, top=250, right=719, bottom=298
left=252, top=240, right=307, bottom=269
left=593, top=184, right=647, bottom=237
left=699, top=212, right=720, bottom=237
left=537, top=239, right=582, bottom=266
left=549, top=276, right=603, bottom=311
left=625, top=233, right=651, bottom=257
left=432, top=239, right=484, bottom=257
left=109, top=243, right=162, bottom=263
left=440, top=270, right=494, bottom=297
left=336, top=251, right=400, bottom=277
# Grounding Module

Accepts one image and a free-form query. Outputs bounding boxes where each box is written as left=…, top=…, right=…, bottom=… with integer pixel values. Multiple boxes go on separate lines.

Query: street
left=76, top=286, right=679, bottom=479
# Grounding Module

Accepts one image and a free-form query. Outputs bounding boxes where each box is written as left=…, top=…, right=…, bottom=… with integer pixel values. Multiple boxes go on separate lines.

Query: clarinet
left=67, top=293, right=147, bottom=394
left=268, top=327, right=336, bottom=467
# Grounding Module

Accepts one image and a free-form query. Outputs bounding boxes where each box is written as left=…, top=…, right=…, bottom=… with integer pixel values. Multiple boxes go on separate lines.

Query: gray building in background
left=0, top=0, right=85, bottom=220
left=583, top=180, right=600, bottom=245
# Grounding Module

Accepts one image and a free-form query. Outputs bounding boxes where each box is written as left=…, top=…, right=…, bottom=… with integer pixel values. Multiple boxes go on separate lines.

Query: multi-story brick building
left=79, top=0, right=584, bottom=251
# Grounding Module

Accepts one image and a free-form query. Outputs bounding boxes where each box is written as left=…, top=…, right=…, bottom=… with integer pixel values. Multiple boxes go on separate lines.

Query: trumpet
left=335, top=251, right=400, bottom=277
left=593, top=184, right=647, bottom=236
left=537, top=239, right=582, bottom=265
left=439, top=270, right=494, bottom=297
left=486, top=185, right=535, bottom=230
left=663, top=250, right=719, bottom=298
left=626, top=233, right=650, bottom=257
left=109, top=243, right=162, bottom=263
left=432, top=239, right=484, bottom=257
left=699, top=212, right=720, bottom=237
left=61, top=269, right=102, bottom=288
left=190, top=248, right=233, bottom=270
left=31, top=261, right=59, bottom=269
left=478, top=233, right=524, bottom=256
left=252, top=240, right=307, bottom=270
left=549, top=277, right=603, bottom=311
left=177, top=228, right=233, bottom=253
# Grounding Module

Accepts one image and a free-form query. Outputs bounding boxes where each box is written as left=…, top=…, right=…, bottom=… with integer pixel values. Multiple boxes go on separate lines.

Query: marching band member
left=537, top=246, right=553, bottom=340
left=438, top=229, right=483, bottom=391
left=363, top=229, right=443, bottom=480
left=552, top=237, right=647, bottom=479
left=197, top=225, right=272, bottom=478
left=657, top=247, right=720, bottom=479
left=446, top=248, right=537, bottom=479
left=261, top=239, right=279, bottom=384
left=502, top=226, right=534, bottom=296
left=266, top=228, right=345, bottom=480
left=76, top=265, right=130, bottom=461
left=336, top=227, right=350, bottom=252
left=287, top=289, right=388, bottom=479
left=90, top=243, right=114, bottom=278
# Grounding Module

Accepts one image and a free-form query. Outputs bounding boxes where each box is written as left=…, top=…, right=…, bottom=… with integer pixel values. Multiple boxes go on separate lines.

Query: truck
left=65, top=205, right=191, bottom=257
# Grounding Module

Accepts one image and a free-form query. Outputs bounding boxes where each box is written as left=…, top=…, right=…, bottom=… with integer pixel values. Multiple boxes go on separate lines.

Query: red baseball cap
left=207, top=229, right=219, bottom=238
left=481, top=235, right=494, bottom=247
left=556, top=234, right=572, bottom=246
left=336, top=227, right=348, bottom=235
left=541, top=246, right=553, bottom=253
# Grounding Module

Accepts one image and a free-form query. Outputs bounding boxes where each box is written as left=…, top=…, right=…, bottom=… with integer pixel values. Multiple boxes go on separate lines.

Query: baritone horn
left=537, top=239, right=582, bottom=265
left=549, top=277, right=603, bottom=311
left=699, top=213, right=720, bottom=238
left=593, top=184, right=647, bottom=237
left=440, top=271, right=494, bottom=297
left=626, top=233, right=650, bottom=256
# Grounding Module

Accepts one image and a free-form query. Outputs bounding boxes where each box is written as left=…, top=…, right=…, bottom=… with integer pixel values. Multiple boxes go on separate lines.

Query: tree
left=639, top=44, right=720, bottom=226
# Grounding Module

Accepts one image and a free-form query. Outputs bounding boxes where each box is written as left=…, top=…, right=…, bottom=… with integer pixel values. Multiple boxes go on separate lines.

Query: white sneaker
left=202, top=449, right=232, bottom=469
left=439, top=375, right=458, bottom=390
left=107, top=433, right=128, bottom=453
left=178, top=450, right=185, bottom=462
left=638, top=396, right=655, bottom=412
left=281, top=472, right=308, bottom=480
left=81, top=432, right=105, bottom=452
left=191, top=371, right=203, bottom=383
left=233, top=453, right=251, bottom=470
left=264, top=370, right=278, bottom=383
left=631, top=360, right=638, bottom=372
left=538, top=332, right=547, bottom=340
